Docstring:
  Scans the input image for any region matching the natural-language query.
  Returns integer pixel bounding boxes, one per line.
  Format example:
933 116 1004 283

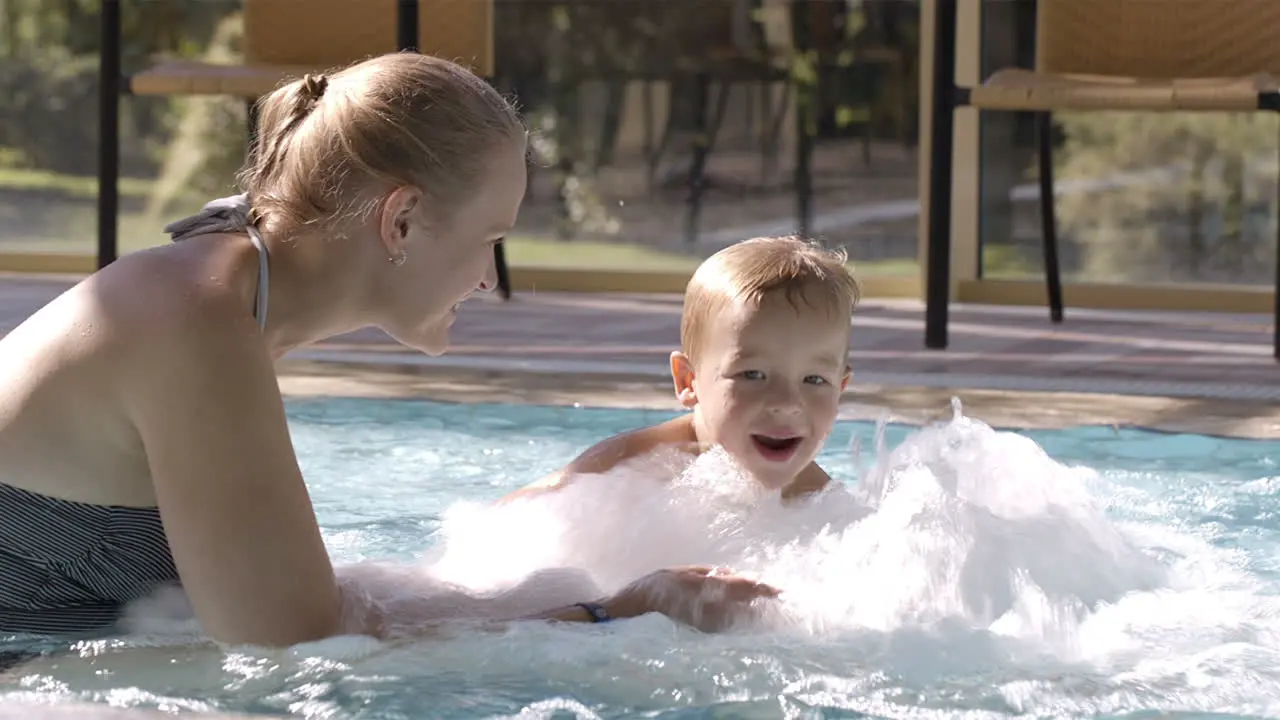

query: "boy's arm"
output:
497 415 696 504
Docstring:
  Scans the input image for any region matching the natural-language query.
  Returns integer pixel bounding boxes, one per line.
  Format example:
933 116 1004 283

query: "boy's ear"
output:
670 351 698 409
840 365 851 392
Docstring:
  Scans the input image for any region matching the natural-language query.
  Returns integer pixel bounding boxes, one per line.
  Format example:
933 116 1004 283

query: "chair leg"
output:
648 88 679 197
795 78 814 238
924 0 959 350
97 0 122 270
1274 134 1279 361
1036 111 1064 323
396 0 419 51
494 243 512 301
683 74 713 248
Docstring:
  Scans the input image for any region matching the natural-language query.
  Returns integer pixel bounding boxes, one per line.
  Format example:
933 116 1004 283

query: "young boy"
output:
503 235 860 502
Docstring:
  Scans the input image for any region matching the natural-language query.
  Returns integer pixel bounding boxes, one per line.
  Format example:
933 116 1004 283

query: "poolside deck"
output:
0 274 1276 436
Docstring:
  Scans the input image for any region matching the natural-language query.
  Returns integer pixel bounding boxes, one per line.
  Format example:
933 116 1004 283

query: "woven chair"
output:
98 0 511 297
924 0 1280 359
129 0 492 98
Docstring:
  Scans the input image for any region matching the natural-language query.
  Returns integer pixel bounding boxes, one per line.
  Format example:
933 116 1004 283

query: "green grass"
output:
504 237 918 276
0 224 920 278
0 226 919 277
0 167 154 201
846 257 919 277
0 168 920 277
503 237 704 272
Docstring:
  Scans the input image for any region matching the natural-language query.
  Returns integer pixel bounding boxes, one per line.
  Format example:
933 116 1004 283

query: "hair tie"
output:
163 193 253 242
301 73 328 102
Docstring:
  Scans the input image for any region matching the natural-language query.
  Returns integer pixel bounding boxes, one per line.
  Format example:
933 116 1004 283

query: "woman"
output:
0 52 775 646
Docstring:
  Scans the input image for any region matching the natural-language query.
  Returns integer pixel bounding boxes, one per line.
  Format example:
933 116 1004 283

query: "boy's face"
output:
671 292 850 491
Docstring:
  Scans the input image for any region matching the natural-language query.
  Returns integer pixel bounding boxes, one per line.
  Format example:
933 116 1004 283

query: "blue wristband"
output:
575 602 612 623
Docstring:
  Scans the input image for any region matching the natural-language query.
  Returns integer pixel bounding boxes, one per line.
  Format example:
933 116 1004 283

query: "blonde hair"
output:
680 235 861 362
237 52 524 234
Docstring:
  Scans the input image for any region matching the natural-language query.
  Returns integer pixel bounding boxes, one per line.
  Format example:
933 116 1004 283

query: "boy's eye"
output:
804 375 829 385
739 370 765 380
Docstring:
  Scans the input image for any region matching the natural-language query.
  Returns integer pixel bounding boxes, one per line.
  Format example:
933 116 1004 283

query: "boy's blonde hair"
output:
238 52 524 236
680 235 861 362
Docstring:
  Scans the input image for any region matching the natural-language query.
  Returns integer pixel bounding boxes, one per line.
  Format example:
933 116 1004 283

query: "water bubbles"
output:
18 400 1280 718
419 408 1163 641
381 404 1280 713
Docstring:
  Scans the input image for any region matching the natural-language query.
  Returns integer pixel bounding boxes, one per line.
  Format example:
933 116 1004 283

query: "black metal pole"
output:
494 243 511 300
97 0 122 270
795 110 814 238
684 74 711 247
397 0 419 52
793 0 814 237
924 0 958 350
1037 111 1064 323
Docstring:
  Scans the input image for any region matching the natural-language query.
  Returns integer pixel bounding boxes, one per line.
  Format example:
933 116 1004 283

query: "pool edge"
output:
275 358 1280 440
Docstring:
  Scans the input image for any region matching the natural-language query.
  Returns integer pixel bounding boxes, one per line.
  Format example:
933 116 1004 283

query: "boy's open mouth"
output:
751 434 802 461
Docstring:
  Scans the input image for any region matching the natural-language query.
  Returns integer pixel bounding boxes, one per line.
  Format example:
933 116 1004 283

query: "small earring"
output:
390 253 407 266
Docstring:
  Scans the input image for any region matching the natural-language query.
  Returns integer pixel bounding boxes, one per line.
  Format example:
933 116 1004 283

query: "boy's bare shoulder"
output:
497 415 697 503
568 415 697 475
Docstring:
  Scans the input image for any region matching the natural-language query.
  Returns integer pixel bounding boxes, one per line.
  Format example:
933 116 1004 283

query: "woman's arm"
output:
121 302 346 647
368 566 780 636
516 566 779 632
118 300 774 643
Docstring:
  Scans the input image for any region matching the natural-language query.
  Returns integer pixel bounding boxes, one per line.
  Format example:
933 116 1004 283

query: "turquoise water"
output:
3 397 1280 718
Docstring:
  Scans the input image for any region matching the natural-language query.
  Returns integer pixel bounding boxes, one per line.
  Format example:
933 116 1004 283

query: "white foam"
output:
410 400 1169 648
117 401 1199 651
49 400 1280 715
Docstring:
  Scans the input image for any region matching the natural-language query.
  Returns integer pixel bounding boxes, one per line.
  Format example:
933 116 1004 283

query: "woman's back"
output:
0 235 258 508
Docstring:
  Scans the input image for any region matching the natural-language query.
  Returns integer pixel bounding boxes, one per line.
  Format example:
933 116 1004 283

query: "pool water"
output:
3 396 1280 719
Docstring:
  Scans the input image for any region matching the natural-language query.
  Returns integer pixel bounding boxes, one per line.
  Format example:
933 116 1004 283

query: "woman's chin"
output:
386 321 451 356
412 331 450 356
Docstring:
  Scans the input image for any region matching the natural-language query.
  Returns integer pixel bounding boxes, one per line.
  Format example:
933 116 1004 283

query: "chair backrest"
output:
1037 0 1280 78
243 0 492 76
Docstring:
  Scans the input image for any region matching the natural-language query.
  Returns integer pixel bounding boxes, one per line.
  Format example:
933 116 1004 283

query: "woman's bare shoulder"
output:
0 240 263 505
10 240 255 375
93 242 246 330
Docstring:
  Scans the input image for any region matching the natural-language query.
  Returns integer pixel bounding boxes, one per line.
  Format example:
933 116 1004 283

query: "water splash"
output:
23 399 1280 718
412 398 1167 647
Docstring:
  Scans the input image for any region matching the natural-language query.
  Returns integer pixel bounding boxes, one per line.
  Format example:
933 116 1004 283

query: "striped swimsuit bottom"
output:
0 482 179 636
0 198 266 642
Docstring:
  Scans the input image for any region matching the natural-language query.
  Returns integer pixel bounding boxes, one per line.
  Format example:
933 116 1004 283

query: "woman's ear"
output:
670 351 698 409
378 185 423 259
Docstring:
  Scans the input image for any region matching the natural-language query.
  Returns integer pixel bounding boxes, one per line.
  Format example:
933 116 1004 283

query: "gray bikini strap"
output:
163 193 269 331
244 226 269 332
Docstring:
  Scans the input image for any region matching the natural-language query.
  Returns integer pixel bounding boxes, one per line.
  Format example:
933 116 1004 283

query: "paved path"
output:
310 291 1280 402
0 274 1274 403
